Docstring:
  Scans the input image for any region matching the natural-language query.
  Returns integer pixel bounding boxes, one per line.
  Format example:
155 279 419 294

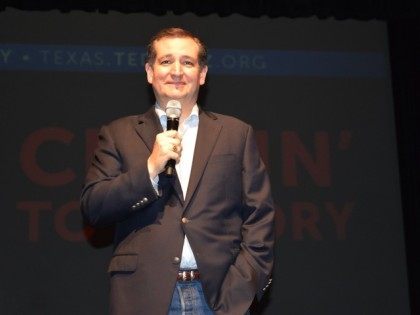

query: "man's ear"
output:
145 63 153 84
199 65 208 85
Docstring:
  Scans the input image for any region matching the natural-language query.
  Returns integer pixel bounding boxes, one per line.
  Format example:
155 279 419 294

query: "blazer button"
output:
181 217 190 224
173 256 180 264
142 197 148 203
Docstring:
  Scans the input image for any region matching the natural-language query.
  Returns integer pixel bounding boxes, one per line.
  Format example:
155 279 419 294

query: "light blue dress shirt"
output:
152 104 199 269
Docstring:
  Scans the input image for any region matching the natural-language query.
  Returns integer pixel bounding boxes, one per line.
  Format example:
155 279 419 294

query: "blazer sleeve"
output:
80 124 159 227
214 125 275 314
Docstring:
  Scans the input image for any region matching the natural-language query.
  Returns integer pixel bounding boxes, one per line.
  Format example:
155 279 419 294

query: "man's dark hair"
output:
145 27 208 68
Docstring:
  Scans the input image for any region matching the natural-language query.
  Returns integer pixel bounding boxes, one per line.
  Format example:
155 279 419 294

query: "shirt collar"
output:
155 103 199 130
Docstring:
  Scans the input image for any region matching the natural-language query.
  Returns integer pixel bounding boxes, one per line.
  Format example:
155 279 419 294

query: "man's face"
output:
145 37 208 109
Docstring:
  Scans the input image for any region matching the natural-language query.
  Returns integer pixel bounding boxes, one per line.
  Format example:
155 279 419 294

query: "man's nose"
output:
170 61 183 76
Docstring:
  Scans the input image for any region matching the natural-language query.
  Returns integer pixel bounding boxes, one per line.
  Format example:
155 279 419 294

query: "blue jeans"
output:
168 280 214 315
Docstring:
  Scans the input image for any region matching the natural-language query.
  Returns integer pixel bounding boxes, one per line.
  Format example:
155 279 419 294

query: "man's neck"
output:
180 104 194 123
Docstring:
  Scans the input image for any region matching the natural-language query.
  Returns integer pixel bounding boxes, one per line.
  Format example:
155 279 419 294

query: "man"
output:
81 27 274 315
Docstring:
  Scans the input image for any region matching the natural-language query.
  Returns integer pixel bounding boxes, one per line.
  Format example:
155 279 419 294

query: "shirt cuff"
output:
150 175 159 194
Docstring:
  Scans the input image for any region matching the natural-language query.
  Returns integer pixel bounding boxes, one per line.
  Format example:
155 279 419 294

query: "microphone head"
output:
166 100 182 119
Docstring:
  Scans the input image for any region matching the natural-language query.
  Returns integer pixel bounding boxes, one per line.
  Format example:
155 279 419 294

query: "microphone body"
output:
165 116 179 176
164 100 182 176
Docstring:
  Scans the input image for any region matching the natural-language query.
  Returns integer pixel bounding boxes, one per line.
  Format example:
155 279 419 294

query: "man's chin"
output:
165 93 187 100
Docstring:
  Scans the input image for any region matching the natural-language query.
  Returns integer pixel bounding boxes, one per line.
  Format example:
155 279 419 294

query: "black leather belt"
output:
177 269 200 281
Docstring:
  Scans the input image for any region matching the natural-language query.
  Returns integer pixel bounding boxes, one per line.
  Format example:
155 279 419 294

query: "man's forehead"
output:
157 53 197 60
154 37 200 53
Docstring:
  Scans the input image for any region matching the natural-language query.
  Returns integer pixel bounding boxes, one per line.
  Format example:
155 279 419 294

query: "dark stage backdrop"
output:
0 8 410 314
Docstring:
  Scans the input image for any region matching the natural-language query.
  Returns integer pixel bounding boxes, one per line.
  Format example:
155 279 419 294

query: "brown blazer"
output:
81 107 274 315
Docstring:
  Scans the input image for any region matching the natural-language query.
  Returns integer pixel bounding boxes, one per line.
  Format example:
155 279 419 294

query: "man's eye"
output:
161 60 171 65
183 61 194 66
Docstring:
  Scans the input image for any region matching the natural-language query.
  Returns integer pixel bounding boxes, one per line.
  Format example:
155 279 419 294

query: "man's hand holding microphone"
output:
147 100 182 179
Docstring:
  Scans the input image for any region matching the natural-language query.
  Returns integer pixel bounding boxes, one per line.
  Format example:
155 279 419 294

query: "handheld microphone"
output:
165 100 182 176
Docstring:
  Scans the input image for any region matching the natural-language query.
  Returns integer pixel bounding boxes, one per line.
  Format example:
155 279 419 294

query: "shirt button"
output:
173 256 180 264
181 217 190 224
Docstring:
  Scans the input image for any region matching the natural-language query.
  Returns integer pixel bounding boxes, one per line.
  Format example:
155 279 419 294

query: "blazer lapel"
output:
134 107 162 152
134 107 184 203
184 110 222 209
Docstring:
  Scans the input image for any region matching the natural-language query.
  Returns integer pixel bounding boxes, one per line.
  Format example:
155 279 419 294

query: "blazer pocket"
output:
108 253 138 274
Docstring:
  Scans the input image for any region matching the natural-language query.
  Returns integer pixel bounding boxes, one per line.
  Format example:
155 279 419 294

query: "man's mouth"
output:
167 81 186 86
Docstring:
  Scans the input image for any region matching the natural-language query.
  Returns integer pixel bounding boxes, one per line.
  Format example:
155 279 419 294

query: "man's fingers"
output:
170 144 182 153
165 130 178 137
149 131 183 175
163 142 180 154
164 130 182 142
166 149 180 161
157 132 181 146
